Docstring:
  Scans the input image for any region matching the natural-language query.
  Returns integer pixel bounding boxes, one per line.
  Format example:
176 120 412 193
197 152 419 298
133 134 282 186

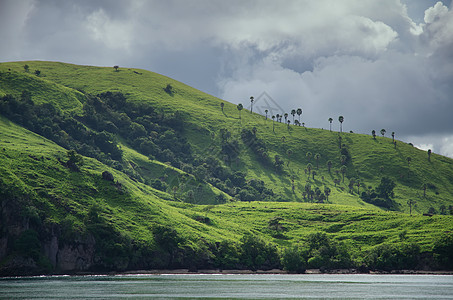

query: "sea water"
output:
1 273 453 299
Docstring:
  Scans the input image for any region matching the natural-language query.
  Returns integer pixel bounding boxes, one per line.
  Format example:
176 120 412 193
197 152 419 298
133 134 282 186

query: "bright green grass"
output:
1 61 453 258
1 115 453 257
1 61 453 215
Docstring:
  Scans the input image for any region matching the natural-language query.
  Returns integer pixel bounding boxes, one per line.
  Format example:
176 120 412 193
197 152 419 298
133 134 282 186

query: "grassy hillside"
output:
1 61 452 214
1 61 453 275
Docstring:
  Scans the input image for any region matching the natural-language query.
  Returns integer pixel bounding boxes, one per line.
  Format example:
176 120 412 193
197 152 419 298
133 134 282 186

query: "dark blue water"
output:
1 274 452 299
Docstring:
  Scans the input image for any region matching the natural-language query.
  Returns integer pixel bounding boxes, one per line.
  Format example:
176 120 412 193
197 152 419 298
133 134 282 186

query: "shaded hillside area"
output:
0 61 452 275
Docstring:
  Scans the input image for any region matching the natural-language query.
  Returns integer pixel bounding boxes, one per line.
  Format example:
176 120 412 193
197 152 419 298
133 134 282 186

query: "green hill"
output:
1 61 452 275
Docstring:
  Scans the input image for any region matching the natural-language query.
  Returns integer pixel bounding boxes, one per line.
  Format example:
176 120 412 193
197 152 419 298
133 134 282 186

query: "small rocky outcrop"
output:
102 171 114 182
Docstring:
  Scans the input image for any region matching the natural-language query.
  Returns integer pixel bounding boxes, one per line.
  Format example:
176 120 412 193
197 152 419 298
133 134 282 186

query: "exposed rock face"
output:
55 235 96 271
1 196 97 275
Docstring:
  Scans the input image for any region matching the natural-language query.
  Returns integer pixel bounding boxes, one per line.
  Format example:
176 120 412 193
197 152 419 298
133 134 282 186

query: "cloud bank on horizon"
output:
1 0 452 157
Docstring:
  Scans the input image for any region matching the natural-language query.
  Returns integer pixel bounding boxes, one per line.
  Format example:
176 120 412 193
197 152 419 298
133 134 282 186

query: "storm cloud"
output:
1 0 452 156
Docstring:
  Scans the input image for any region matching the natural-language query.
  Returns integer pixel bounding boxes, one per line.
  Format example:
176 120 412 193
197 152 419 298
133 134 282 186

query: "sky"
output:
1 0 453 157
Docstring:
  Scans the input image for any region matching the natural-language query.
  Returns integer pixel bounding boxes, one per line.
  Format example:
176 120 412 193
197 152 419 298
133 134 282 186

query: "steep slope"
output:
1 61 452 214
1 61 453 275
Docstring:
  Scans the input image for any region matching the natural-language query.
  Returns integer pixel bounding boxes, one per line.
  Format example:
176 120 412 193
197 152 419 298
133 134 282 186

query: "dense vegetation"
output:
0 61 453 275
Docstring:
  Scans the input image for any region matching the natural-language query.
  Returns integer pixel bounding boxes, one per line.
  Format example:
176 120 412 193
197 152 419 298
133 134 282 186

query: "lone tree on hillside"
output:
34 70 41 76
287 149 293 167
422 183 427 197
428 149 432 162
237 103 243 119
265 109 268 120
291 109 296 123
392 132 395 143
113 65 119 71
284 113 288 123
164 84 173 95
272 115 275 132
328 117 333 131
306 151 312 162
314 153 321 169
66 149 83 171
220 102 224 112
340 165 347 182
276 114 280 123
327 160 333 173
296 108 302 123
23 64 29 72
250 96 254 113
372 130 376 139
407 199 416 216
381 129 386 137
338 116 344 133
306 163 313 178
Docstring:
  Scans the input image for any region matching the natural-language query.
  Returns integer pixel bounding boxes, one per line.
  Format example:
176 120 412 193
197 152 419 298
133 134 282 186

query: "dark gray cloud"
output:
0 0 452 156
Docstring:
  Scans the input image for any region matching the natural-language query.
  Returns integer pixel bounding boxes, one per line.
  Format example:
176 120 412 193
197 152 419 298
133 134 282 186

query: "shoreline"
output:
121 268 453 276
4 268 451 278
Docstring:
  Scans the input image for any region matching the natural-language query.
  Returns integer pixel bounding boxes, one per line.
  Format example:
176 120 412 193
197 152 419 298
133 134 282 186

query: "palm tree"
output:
407 156 412 167
306 163 313 177
220 102 224 112
284 113 288 123
291 109 296 123
327 160 333 173
428 149 432 162
265 109 268 120
391 132 395 143
422 183 427 197
407 199 416 216
250 96 254 113
237 103 243 120
338 116 344 133
314 153 321 169
340 165 347 182
294 120 300 126
380 129 386 137
287 149 293 167
338 135 342 149
296 108 302 123
340 154 347 165
287 119 291 129
276 114 280 123
272 115 275 132
372 130 376 139
306 151 312 162
328 118 333 132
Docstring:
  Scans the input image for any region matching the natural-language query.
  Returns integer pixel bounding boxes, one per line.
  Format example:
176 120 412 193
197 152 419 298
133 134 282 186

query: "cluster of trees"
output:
360 177 397 209
0 93 123 165
302 183 331 203
84 92 190 169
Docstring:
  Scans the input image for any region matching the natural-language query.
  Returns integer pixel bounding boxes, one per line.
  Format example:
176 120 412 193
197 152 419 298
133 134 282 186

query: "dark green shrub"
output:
433 233 453 270
239 234 280 270
281 245 307 273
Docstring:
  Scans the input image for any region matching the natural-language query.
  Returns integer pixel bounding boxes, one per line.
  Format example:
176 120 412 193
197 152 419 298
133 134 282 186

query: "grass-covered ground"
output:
1 61 453 274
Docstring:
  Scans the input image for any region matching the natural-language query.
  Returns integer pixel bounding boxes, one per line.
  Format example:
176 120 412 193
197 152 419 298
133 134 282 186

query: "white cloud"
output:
424 1 449 23
85 8 133 51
